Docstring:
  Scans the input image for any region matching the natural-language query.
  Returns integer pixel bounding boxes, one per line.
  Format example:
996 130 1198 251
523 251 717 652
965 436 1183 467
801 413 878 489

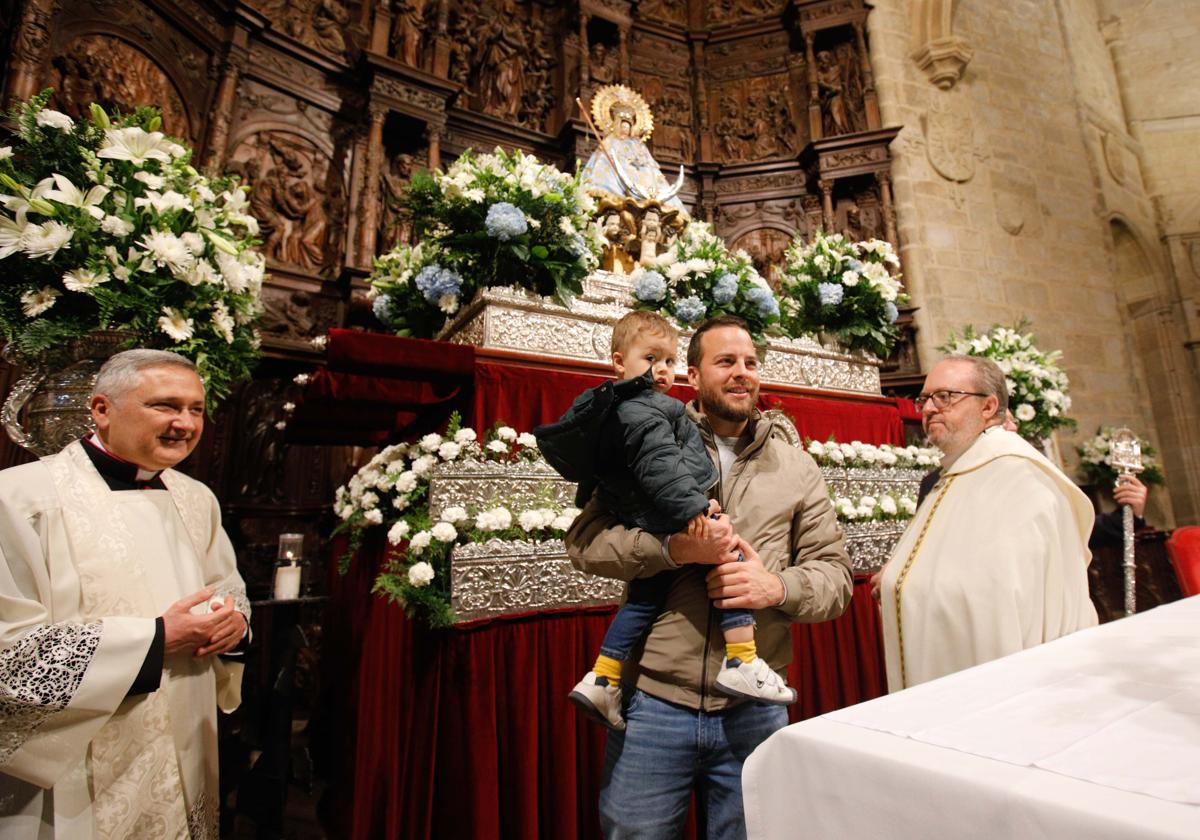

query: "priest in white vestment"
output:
0 350 249 839
877 355 1097 693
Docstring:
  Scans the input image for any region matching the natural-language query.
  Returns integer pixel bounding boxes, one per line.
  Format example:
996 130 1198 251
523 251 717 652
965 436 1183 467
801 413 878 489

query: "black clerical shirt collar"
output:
81 435 168 491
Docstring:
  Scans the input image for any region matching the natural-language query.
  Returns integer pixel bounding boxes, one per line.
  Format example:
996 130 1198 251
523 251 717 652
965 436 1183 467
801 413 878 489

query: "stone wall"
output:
867 0 1200 525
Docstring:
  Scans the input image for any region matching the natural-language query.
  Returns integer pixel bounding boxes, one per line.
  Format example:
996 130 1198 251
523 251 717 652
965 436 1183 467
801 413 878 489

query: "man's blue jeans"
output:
599 689 788 839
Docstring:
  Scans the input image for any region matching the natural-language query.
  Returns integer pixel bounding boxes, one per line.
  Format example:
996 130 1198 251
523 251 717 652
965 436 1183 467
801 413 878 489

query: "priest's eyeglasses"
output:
914 389 988 410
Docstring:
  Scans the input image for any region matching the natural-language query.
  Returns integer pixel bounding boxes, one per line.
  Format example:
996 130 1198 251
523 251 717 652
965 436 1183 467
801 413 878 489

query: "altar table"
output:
744 596 1200 840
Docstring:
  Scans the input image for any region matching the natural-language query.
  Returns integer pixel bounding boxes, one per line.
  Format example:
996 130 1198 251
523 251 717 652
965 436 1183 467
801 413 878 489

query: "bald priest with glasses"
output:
874 355 1097 692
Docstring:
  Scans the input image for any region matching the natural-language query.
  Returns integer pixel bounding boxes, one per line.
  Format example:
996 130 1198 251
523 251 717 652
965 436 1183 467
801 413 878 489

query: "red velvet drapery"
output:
320 352 899 839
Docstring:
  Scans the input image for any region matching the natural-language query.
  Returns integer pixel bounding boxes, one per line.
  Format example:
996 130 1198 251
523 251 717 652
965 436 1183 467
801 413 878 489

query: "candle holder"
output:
1109 428 1144 617
273 533 305 600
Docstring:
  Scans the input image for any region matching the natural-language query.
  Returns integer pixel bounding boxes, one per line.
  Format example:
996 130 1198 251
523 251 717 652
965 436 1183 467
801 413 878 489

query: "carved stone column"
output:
876 171 898 246
357 104 387 266
804 32 821 141
370 0 392 54
425 121 443 171
4 0 58 109
854 22 881 130
818 178 835 231
203 50 246 174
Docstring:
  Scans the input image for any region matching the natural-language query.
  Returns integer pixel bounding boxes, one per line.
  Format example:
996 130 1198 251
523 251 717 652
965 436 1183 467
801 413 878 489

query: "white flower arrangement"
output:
805 437 942 470
831 492 918 523
939 321 1074 442
368 147 603 338
333 414 581 628
777 231 907 358
1077 426 1164 488
630 221 780 340
0 91 263 403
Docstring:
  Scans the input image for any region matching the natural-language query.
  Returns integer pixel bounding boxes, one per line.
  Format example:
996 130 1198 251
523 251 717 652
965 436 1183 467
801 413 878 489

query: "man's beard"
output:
697 378 758 424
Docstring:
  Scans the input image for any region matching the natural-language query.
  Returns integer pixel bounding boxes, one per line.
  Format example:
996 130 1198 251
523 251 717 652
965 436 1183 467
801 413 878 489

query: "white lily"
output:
97 127 175 165
40 173 109 220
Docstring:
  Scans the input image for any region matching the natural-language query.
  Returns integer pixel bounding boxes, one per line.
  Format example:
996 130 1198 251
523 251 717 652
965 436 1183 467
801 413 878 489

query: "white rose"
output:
420 433 443 452
387 520 411 544
441 506 469 524
409 531 433 552
517 432 538 449
407 561 435 587
438 441 462 461
1015 404 1036 421
363 509 383 525
431 522 458 542
496 426 518 442
454 428 477 443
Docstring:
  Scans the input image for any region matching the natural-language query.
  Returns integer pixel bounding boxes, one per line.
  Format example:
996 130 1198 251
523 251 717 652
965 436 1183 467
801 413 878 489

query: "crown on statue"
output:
591 84 655 141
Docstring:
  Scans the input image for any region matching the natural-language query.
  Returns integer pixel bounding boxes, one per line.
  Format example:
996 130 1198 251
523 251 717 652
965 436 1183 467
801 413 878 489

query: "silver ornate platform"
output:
438 273 883 396
430 448 923 624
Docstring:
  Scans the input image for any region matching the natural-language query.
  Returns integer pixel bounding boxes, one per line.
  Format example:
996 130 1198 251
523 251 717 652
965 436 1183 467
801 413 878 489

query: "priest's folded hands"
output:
162 589 249 657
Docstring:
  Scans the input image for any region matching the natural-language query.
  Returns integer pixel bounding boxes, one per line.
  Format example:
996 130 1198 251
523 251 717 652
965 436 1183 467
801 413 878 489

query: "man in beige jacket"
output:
566 315 852 839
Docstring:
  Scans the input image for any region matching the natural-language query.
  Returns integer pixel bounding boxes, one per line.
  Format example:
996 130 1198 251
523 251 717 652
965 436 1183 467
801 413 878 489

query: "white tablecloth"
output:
744 596 1200 839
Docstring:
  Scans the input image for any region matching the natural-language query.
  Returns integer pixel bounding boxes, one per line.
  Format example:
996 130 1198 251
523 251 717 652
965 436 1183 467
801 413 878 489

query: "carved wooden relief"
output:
707 0 786 25
48 34 190 139
390 0 429 67
710 77 798 163
637 0 686 26
816 41 867 136
228 131 343 275
730 228 793 289
249 0 351 62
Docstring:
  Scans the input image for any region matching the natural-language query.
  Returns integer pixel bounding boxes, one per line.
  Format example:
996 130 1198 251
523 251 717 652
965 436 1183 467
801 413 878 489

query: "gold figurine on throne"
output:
579 85 688 272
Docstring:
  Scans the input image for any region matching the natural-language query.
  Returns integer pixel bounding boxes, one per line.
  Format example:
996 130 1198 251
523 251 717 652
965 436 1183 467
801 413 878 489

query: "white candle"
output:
274 564 301 600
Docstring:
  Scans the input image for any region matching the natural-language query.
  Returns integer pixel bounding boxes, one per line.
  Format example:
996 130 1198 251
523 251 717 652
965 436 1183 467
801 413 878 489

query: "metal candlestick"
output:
1108 428 1143 617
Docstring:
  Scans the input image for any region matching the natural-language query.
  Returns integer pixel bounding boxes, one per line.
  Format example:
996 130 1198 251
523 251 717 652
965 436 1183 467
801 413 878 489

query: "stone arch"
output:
1109 217 1200 525
909 0 973 90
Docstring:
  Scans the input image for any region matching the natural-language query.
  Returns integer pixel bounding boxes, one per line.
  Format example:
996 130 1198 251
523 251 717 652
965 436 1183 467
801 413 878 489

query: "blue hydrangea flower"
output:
817 282 844 307
484 201 528 240
847 258 864 272
372 293 395 322
674 295 707 324
885 301 899 323
712 273 739 305
415 264 463 305
746 286 779 319
633 270 667 302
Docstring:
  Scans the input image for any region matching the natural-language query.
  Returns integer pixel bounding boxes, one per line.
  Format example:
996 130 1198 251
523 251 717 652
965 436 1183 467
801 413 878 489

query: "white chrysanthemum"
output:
97 126 175 164
212 300 236 343
827 448 845 464
141 229 195 275
410 454 437 477
437 441 462 461
62 268 110 292
551 514 575 531
363 508 383 525
517 432 537 449
453 428 477 444
407 561 435 587
100 214 135 236
901 497 917 515
496 426 518 442
21 220 74 258
807 440 825 457
387 520 411 545
431 522 457 542
20 286 60 316
157 307 195 341
35 109 74 131
441 506 469 524
518 510 545 532
486 439 509 454
880 496 898 515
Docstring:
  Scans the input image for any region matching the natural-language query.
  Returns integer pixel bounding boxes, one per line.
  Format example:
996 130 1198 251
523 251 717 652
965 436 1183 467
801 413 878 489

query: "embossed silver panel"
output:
841 520 912 574
822 467 927 504
438 275 883 395
450 539 625 623
429 459 577 519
